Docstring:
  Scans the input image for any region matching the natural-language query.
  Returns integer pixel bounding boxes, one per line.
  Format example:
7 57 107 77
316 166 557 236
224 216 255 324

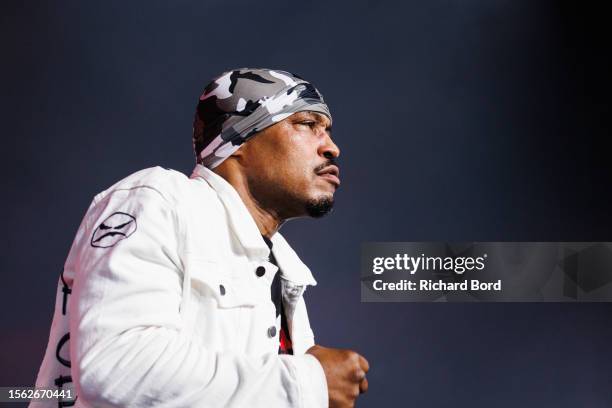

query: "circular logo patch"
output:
91 212 137 248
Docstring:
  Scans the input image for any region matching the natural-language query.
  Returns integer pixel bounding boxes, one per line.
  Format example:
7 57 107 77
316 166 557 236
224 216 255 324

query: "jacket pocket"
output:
188 257 261 309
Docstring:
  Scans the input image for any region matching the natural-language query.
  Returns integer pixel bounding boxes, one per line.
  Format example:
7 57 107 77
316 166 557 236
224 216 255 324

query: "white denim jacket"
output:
30 164 328 408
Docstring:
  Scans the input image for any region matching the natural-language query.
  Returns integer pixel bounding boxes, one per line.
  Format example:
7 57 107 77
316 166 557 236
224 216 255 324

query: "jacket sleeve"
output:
69 186 327 408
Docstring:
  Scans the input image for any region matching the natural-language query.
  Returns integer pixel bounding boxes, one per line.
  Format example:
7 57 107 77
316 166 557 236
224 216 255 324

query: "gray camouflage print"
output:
193 68 331 168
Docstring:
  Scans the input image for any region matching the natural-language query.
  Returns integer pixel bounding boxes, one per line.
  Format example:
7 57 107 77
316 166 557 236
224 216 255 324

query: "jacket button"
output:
219 284 226 295
267 326 277 338
255 266 266 277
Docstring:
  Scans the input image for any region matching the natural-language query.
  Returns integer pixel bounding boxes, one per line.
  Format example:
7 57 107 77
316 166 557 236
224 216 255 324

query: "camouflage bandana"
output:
193 68 332 168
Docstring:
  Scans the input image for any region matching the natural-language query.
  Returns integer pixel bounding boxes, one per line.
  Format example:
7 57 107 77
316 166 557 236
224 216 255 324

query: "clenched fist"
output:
307 345 369 408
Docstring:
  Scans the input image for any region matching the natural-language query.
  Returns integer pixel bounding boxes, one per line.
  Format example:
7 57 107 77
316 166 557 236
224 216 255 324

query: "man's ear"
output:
228 143 248 165
231 146 245 159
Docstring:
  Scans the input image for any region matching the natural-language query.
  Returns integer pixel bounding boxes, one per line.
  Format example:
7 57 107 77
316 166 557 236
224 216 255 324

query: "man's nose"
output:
320 135 340 160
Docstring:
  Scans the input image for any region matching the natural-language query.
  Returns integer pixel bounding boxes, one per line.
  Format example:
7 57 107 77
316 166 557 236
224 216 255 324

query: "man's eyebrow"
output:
304 111 332 130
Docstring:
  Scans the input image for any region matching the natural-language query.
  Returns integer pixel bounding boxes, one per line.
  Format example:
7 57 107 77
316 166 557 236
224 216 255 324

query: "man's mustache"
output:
314 158 339 174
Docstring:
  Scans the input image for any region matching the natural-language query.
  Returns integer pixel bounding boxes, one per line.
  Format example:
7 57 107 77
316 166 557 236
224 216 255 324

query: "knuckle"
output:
346 352 359 366
362 357 370 371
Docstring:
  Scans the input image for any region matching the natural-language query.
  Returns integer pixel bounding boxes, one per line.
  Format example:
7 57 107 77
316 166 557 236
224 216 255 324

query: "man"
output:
31 68 369 407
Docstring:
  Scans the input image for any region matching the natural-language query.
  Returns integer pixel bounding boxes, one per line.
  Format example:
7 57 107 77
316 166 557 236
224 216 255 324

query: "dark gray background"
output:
2 1 611 406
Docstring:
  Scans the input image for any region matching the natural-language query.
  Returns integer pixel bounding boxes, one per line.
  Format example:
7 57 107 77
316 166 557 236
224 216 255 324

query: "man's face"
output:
237 111 340 219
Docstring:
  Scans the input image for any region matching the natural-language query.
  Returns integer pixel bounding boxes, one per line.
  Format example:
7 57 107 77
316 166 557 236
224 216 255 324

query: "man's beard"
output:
305 196 335 218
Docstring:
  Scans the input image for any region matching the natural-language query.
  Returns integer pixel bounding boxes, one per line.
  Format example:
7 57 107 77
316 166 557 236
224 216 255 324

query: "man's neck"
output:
212 164 282 239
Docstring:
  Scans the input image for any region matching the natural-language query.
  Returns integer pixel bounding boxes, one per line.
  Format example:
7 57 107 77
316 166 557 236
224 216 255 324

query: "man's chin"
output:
305 196 335 218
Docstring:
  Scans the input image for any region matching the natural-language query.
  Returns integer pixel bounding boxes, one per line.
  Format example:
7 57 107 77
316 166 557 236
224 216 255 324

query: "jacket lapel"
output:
270 233 317 286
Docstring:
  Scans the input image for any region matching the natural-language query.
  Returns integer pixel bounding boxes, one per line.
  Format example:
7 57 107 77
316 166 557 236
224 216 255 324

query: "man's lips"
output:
316 165 341 187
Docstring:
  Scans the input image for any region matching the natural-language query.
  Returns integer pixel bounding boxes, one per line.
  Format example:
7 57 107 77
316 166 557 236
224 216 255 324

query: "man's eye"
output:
299 121 316 128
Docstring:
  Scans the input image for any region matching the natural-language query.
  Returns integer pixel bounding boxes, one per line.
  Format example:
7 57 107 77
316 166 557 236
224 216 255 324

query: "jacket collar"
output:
191 164 317 286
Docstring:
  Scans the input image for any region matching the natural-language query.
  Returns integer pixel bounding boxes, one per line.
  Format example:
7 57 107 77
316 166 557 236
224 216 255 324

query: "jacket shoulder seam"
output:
93 184 175 207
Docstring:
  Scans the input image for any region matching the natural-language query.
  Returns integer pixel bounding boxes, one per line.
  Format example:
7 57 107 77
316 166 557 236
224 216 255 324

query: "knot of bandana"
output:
193 68 332 168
